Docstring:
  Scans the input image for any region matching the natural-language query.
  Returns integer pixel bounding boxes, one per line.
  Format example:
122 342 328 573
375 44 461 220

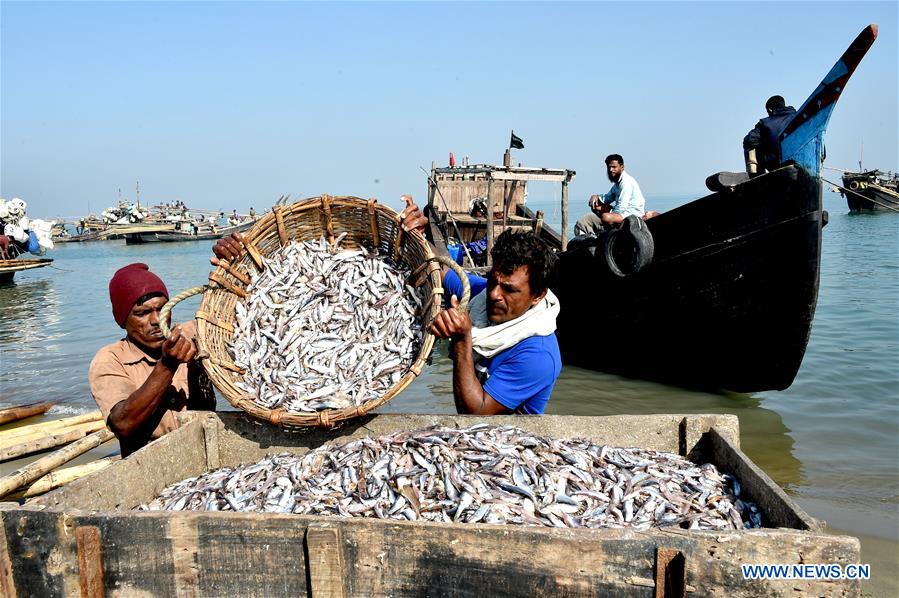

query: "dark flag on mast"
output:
509 131 524 149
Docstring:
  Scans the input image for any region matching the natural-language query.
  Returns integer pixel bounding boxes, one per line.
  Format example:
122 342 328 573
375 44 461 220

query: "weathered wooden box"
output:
1 413 860 597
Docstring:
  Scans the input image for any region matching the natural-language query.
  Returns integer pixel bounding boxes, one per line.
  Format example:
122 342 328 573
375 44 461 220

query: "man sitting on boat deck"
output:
574 154 649 236
743 95 797 176
400 197 562 415
89 235 244 457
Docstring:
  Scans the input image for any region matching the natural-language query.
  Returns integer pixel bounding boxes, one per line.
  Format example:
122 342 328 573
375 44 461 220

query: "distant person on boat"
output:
77 218 86 236
743 95 797 176
400 196 562 415
89 235 243 457
574 154 648 236
249 207 257 220
228 210 240 226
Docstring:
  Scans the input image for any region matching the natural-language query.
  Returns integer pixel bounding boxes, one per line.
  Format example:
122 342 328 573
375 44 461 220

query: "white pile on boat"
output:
0 198 55 255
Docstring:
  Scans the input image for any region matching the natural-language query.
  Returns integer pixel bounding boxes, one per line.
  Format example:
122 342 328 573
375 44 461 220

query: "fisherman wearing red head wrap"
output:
89 234 245 456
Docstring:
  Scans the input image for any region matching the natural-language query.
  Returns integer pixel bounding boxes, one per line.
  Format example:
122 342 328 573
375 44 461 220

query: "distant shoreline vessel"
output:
53 198 272 244
839 169 899 211
123 219 254 244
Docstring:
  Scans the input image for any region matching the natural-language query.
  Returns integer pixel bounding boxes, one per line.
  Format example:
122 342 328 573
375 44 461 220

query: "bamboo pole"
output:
486 178 495 269
0 402 54 426
561 179 569 251
0 420 108 462
0 411 103 444
0 428 115 499
7 457 120 500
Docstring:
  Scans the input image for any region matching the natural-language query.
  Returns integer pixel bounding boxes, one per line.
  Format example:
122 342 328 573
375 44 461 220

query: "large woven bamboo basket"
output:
161 195 465 428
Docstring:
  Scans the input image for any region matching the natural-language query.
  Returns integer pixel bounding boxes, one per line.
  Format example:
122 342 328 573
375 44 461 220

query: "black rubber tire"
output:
603 215 655 277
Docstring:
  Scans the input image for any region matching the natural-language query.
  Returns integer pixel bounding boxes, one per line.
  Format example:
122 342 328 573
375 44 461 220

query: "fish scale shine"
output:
229 237 424 413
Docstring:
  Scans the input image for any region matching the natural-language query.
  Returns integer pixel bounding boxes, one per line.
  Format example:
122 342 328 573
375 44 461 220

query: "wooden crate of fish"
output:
160 195 460 428
1 412 861 597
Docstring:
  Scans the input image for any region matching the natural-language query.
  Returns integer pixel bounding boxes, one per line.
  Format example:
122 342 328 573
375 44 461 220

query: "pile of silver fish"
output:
230 235 422 413
141 425 762 530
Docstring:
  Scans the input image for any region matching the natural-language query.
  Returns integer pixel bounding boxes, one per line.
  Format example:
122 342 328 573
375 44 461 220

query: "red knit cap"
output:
108 263 169 327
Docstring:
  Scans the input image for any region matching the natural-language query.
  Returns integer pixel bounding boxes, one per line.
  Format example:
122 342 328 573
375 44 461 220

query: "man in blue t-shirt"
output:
400 196 562 415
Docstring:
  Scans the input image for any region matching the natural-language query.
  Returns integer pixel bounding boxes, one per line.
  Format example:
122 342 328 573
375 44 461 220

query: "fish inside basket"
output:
160 195 467 428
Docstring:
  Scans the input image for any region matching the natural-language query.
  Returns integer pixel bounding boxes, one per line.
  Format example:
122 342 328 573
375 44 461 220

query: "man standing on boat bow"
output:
400 197 562 415
89 234 245 457
574 154 648 236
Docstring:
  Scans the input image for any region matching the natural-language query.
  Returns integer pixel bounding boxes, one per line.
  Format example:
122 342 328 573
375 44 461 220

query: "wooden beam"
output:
305 525 345 598
483 172 572 183
435 166 573 176
654 548 686 598
0 421 107 462
533 211 544 238
0 402 54 426
0 514 17 598
0 428 115 499
6 457 118 500
486 179 494 269
76 526 105 598
561 180 570 251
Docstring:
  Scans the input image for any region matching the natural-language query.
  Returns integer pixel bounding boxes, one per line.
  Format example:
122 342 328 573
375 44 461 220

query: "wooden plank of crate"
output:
170 516 200 596
30 418 206 512
654 548 686 598
0 510 17 598
705 427 819 530
202 415 221 471
305 524 346 598
682 414 740 458
2 507 863 597
76 526 104 598
192 513 308 595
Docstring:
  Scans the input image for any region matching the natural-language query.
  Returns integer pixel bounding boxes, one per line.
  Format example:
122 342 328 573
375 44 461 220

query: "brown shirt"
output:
89 326 212 442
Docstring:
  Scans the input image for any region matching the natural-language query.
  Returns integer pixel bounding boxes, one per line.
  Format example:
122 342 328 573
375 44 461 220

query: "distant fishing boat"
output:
0 258 53 283
123 219 254 244
839 169 899 211
551 25 878 393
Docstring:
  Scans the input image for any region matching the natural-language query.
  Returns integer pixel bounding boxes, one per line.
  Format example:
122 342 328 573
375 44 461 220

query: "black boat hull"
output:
552 165 822 392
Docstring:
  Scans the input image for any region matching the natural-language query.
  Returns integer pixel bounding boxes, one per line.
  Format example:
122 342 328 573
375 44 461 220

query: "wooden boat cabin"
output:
426 151 575 270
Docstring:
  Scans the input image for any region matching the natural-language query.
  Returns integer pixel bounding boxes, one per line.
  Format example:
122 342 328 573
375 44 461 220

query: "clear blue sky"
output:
2 1 896 219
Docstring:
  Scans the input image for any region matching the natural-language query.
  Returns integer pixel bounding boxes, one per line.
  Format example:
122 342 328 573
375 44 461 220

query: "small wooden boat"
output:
551 25 878 392
839 169 899 211
425 156 575 271
124 219 254 244
0 258 53 283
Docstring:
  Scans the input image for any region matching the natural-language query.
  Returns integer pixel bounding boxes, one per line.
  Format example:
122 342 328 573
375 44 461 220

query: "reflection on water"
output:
0 279 55 343
549 366 804 491
0 278 67 407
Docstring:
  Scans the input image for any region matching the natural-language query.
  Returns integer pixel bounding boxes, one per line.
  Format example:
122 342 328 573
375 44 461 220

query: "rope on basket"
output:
367 199 382 247
159 286 208 338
